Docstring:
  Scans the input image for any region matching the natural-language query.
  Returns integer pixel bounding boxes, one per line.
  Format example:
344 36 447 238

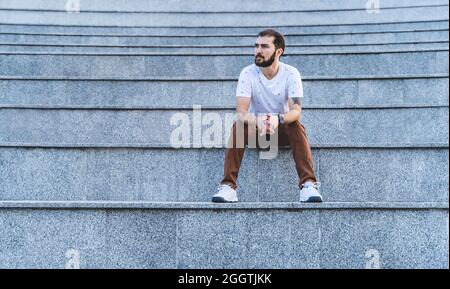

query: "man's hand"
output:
257 114 279 136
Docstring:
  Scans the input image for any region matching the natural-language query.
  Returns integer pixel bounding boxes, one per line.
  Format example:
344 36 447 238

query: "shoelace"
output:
302 181 321 189
217 183 231 191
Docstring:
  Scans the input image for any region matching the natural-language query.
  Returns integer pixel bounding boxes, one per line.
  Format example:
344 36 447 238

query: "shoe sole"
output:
211 196 238 203
301 196 323 203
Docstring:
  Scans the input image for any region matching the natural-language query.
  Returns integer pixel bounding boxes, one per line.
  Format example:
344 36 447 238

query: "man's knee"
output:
283 121 303 132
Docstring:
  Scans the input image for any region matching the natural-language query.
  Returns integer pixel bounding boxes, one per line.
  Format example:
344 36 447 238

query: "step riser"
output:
1 0 447 12
0 108 447 146
0 6 447 27
0 208 447 268
1 43 448 54
1 31 447 45
1 52 448 78
1 78 448 108
1 21 448 35
0 148 447 202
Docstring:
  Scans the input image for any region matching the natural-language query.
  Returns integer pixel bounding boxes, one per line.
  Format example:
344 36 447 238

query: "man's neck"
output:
260 61 280 80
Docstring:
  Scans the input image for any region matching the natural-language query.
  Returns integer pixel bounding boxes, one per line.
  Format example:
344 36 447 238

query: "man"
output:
212 28 323 203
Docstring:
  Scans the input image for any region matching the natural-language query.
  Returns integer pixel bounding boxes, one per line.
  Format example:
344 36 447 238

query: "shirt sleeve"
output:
287 68 304 99
236 68 252 98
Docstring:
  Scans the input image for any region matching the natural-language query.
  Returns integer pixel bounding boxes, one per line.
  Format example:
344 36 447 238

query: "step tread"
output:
2 40 447 47
0 46 447 55
0 6 446 27
1 3 447 13
0 201 448 209
0 142 448 149
0 73 447 81
0 20 447 36
1 28 448 37
1 18 448 29
1 104 447 110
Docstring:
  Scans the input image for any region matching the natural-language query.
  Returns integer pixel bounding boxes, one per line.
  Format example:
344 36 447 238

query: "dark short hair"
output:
258 28 285 57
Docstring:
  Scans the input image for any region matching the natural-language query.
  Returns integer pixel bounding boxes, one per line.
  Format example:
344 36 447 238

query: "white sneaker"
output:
212 184 238 203
300 182 323 203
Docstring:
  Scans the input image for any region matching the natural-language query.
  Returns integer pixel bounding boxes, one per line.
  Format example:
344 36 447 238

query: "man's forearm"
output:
281 109 301 124
237 111 257 125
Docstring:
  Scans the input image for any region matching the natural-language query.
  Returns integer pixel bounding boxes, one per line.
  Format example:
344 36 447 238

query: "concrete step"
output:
0 107 447 147
0 0 447 271
1 30 448 46
1 75 447 108
0 20 447 36
0 201 447 268
0 50 447 78
1 0 447 12
0 30 448 47
1 42 448 54
0 6 447 27
0 147 447 203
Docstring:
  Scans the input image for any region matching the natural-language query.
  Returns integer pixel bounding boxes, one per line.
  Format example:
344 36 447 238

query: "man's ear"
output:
277 48 284 57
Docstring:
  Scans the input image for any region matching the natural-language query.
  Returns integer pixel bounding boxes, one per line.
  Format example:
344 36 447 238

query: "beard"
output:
254 50 277 67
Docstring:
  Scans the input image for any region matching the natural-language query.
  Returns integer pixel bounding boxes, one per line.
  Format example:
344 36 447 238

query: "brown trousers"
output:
221 120 317 190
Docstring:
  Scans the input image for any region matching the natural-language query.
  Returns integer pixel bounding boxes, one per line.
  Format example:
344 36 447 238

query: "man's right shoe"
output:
299 181 323 203
212 184 238 203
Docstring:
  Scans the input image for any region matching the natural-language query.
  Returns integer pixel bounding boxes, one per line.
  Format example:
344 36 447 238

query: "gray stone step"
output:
0 51 447 78
0 0 447 271
0 201 447 268
1 42 448 54
0 20 447 36
1 0 447 12
0 147 447 203
1 30 448 46
0 6 447 27
1 76 447 108
0 107 447 147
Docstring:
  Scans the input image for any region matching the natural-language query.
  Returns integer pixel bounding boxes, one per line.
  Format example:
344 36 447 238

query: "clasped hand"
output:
256 114 279 136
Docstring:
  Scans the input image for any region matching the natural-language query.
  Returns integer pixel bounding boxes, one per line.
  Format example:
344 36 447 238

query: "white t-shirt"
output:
235 61 304 115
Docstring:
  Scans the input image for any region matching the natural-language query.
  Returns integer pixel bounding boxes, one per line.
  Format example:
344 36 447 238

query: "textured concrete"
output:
1 42 448 54
1 201 448 209
317 148 449 203
0 31 447 46
0 205 447 269
0 209 177 268
0 108 447 146
0 209 107 268
0 0 448 270
392 210 450 268
102 210 177 268
0 21 447 36
1 0 447 12
1 77 447 108
0 147 259 202
319 209 449 268
1 76 448 108
0 147 447 202
259 148 449 203
0 6 448 27
0 52 447 78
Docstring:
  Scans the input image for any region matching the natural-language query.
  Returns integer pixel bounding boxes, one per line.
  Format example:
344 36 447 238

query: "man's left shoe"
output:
212 184 238 203
300 182 323 203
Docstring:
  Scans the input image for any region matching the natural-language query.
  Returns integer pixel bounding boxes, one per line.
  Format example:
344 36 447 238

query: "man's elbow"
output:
292 106 301 119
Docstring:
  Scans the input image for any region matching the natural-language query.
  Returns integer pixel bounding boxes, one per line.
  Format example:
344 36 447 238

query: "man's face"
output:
254 36 280 67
